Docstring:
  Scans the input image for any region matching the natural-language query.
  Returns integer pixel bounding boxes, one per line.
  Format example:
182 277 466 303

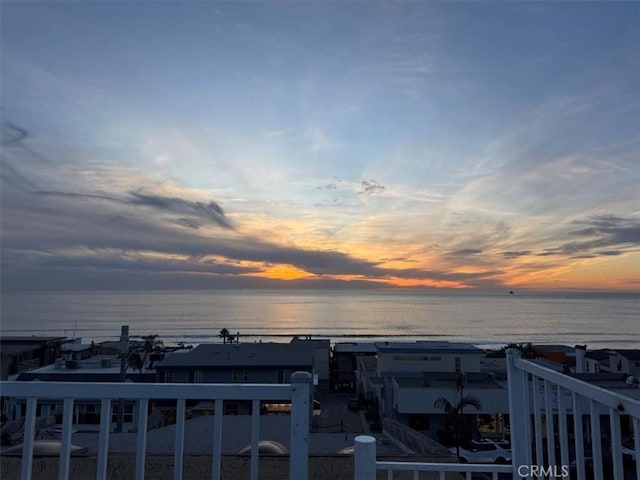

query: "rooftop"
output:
0 344 41 356
375 341 483 355
333 342 378 354
0 336 67 344
156 342 314 369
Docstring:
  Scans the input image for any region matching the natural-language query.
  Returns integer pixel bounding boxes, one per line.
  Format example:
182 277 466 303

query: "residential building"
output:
0 336 67 379
331 342 377 392
374 341 506 376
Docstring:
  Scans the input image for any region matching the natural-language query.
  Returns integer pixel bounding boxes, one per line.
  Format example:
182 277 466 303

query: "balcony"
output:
354 349 640 480
2 350 640 480
1 372 311 480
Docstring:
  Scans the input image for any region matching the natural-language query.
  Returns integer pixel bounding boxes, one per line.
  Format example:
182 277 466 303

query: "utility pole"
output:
117 325 129 433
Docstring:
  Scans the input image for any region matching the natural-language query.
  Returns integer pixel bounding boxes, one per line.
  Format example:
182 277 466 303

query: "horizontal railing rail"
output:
507 349 640 480
1 372 312 480
354 349 639 480
354 435 511 479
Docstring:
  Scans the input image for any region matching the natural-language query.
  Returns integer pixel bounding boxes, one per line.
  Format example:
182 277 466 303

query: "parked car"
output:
450 439 512 464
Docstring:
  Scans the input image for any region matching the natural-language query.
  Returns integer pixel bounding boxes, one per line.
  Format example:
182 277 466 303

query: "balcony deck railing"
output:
0 371 312 480
355 349 640 480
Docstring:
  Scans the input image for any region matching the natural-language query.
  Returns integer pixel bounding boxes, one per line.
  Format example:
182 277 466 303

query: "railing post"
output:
354 435 376 480
21 397 38 480
59 397 74 480
289 371 311 480
97 398 111 480
506 348 527 479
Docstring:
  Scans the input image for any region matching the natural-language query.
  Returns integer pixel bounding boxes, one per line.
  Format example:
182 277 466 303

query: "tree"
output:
219 328 229 344
141 334 164 352
434 394 482 460
127 351 144 374
140 334 164 368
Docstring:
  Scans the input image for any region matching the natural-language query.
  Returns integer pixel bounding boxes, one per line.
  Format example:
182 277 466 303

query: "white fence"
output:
355 348 640 479
0 372 312 480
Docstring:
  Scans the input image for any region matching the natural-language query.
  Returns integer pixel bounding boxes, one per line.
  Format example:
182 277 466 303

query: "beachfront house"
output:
353 341 509 441
0 336 67 380
4 349 155 434
374 341 506 376
154 342 317 416
583 349 640 377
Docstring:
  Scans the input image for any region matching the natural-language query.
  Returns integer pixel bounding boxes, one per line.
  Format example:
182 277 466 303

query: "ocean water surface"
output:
1 290 638 349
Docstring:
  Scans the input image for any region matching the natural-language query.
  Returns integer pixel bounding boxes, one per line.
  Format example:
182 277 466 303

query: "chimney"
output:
574 344 587 373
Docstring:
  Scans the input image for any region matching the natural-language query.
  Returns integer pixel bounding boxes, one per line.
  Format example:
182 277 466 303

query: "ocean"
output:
1 290 638 349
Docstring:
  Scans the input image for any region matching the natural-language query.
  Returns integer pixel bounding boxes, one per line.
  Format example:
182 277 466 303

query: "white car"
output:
450 440 511 464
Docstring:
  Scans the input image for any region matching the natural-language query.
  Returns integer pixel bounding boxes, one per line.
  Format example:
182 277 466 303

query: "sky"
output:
1 1 639 292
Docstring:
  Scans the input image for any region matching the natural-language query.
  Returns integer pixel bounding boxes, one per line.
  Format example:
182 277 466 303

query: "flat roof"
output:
375 341 483 354
0 344 41 355
534 344 575 353
333 342 378 354
614 349 640 361
156 342 314 369
0 336 67 343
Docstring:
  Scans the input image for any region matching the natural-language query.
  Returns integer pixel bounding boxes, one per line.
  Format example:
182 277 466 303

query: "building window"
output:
111 404 134 424
455 357 461 373
243 370 249 382
277 370 286 383
232 370 239 382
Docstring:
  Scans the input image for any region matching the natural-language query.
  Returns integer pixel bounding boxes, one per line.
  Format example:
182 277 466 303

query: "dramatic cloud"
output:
448 249 482 256
127 191 233 230
1 2 638 291
1 121 28 145
502 251 532 259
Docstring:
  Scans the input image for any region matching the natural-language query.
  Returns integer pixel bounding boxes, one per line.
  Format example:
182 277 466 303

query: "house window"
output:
188 370 202 383
243 370 249 382
232 370 239 382
455 357 461 373
111 404 134 424
277 370 286 383
80 403 100 424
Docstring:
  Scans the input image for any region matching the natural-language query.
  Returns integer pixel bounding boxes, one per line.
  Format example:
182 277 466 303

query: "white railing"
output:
354 434 511 479
355 348 640 479
507 349 640 480
0 371 312 480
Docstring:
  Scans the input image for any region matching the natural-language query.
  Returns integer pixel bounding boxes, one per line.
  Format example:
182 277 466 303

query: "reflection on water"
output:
1 290 638 348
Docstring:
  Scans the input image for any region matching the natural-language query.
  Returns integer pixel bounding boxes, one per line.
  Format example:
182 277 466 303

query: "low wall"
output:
383 418 453 458
1 453 457 480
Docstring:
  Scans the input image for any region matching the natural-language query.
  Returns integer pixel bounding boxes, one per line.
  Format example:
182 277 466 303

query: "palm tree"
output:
127 351 144 374
138 334 164 369
219 328 229 344
434 394 482 460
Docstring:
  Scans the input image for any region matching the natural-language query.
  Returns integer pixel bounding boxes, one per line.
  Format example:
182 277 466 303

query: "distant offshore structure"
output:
509 290 514 295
